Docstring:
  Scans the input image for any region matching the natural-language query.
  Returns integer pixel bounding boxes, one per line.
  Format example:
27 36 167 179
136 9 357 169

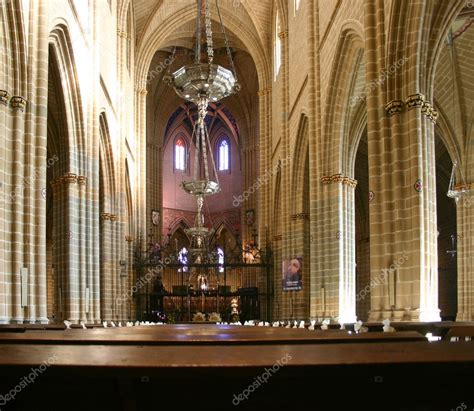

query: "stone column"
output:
0 90 10 323
257 87 272 248
456 187 474 320
257 86 272 320
366 96 440 322
125 235 135 319
10 96 27 323
308 0 324 320
24 0 49 324
318 175 358 322
50 173 83 322
100 212 114 321
136 88 148 244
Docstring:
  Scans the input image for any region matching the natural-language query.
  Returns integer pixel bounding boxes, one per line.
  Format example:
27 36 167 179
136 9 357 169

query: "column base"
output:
368 310 382 322
11 317 25 324
369 308 420 322
0 317 10 324
419 307 441 322
36 317 50 324
337 312 357 324
456 312 473 321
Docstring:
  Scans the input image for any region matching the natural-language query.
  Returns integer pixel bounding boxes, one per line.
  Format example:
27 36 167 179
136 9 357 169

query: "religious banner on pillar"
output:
282 257 303 291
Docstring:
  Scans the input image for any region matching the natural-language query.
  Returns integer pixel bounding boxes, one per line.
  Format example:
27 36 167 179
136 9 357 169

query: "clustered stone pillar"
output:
0 91 9 323
257 86 272 319
257 87 272 249
279 28 293 320
456 187 474 320
307 0 323 321
317 175 358 322
365 95 440 322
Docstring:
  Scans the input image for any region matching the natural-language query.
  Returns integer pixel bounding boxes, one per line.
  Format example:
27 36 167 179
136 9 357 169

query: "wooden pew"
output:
443 325 474 341
0 340 473 410
0 325 426 345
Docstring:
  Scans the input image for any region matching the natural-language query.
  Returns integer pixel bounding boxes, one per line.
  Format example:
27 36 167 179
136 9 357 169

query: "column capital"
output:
0 90 9 106
77 176 87 186
101 213 118 221
117 29 128 39
63 173 79 185
405 93 426 110
258 87 272 96
421 101 438 123
135 87 148 96
51 173 88 187
125 235 135 242
320 173 357 188
385 95 438 123
290 213 309 221
10 96 27 112
385 100 404 116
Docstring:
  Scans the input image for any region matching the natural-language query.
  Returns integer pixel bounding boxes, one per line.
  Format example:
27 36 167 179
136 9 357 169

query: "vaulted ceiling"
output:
133 0 274 52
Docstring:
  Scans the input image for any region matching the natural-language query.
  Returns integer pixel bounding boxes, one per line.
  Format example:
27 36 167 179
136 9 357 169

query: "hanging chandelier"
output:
447 161 469 202
164 0 240 261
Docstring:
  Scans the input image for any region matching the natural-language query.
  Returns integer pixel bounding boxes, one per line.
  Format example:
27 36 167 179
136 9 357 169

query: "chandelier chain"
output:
216 0 238 83
196 0 202 64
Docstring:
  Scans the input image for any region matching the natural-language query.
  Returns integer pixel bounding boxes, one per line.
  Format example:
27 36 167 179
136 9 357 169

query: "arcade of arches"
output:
0 0 473 325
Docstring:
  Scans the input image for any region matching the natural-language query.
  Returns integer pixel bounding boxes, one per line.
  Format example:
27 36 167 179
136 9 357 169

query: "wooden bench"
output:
0 324 426 345
0 340 473 410
442 325 474 341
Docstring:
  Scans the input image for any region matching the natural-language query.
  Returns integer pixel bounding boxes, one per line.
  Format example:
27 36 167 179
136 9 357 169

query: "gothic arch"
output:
435 106 463 167
346 107 368 177
212 221 237 247
48 24 86 175
99 113 116 214
135 3 270 92
273 163 282 236
323 28 364 174
1 0 27 96
168 218 191 238
290 114 309 215
125 160 134 234
385 0 465 100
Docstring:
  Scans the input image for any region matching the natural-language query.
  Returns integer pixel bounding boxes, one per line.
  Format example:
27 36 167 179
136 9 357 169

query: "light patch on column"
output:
85 287 90 313
21 268 28 307
388 269 396 308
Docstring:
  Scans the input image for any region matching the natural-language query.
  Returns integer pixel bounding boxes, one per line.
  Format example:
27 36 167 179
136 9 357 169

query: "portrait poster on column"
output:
282 257 303 291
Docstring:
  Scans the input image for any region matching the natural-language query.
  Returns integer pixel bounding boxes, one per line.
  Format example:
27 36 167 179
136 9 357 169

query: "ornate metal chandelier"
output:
447 161 469 202
165 0 239 262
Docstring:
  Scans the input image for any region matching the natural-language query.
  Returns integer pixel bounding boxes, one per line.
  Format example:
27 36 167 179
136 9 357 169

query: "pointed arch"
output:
99 112 116 213
125 160 134 236
385 0 465 99
168 218 191 238
48 24 86 175
2 0 27 96
323 27 364 175
290 114 309 215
